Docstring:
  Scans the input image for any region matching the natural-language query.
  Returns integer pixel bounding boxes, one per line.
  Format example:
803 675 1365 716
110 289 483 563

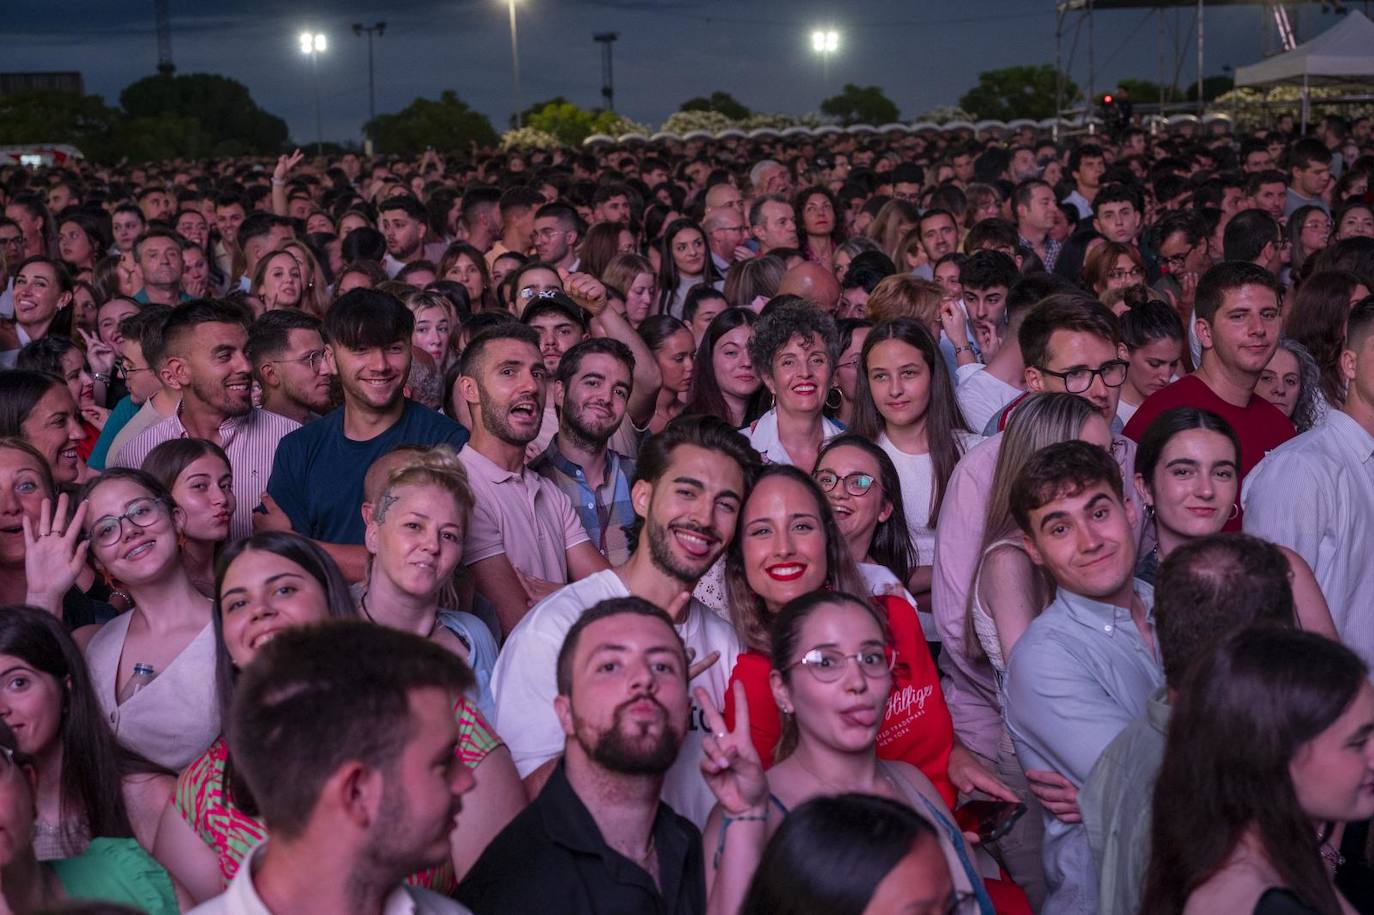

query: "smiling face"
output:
172 454 235 544
764 333 832 419
815 444 890 560
625 272 658 327
57 348 94 410
741 474 829 612
170 321 254 419
637 443 745 585
97 299 140 348
712 323 759 404
772 600 890 753
219 548 332 668
670 227 707 276
1138 428 1238 546
1288 680 1374 824
0 448 49 567
19 384 83 485
86 478 182 586
13 263 70 330
366 483 464 602
329 339 411 414
0 654 63 760
1338 206 1374 240
257 252 302 309
1022 479 1137 602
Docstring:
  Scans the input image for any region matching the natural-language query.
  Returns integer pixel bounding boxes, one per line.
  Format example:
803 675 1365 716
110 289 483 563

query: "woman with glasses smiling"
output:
57 469 217 771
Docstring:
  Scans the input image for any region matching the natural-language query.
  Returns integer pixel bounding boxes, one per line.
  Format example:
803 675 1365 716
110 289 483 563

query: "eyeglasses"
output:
813 470 879 497
272 349 326 372
1157 244 1198 271
787 646 896 683
88 497 167 547
115 362 154 380
1036 359 1128 394
1106 267 1145 282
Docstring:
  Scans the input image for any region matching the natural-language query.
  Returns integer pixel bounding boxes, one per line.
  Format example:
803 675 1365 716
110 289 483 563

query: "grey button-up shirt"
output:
1004 580 1163 915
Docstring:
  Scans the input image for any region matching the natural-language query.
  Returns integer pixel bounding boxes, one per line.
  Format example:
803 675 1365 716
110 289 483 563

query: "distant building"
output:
0 72 84 96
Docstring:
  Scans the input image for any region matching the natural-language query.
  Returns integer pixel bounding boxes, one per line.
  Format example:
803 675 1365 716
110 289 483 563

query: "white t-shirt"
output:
955 366 1020 433
878 430 983 568
490 569 740 828
1116 397 1141 428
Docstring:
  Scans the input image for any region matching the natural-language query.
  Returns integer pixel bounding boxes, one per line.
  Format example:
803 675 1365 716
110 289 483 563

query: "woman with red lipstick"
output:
851 318 978 606
639 315 696 434
1133 408 1336 637
742 298 843 470
141 439 235 599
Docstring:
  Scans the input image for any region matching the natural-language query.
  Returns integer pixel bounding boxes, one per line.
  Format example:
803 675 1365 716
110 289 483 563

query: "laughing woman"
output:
741 298 842 470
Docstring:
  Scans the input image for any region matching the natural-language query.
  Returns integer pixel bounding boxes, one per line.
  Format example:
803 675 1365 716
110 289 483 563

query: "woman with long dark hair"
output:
850 318 977 602
0 369 88 486
656 218 722 319
141 439 235 599
794 185 844 271
439 242 495 312
12 256 75 344
1284 270 1370 415
1141 628 1373 915
681 308 765 428
56 211 109 276
638 314 696 434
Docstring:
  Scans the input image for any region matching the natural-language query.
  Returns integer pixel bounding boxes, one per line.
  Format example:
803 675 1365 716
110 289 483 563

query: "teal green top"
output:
87 395 141 471
49 837 179 915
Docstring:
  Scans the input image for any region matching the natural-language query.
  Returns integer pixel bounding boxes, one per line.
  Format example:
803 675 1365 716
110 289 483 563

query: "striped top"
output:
175 695 502 894
114 405 301 542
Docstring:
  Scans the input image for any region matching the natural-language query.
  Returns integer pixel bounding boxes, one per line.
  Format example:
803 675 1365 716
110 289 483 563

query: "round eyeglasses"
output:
786 646 896 683
813 470 879 497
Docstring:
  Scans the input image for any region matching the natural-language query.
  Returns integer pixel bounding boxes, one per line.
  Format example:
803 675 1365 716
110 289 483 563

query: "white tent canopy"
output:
1234 10 1374 87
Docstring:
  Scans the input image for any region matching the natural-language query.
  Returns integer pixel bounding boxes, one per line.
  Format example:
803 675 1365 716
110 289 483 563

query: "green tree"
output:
959 65 1080 120
820 84 899 126
680 91 752 121
510 96 570 130
120 74 288 156
0 90 119 159
522 100 632 146
364 90 498 155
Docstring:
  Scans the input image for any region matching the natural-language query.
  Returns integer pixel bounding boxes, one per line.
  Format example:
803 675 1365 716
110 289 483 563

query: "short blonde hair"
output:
865 275 944 327
372 445 473 521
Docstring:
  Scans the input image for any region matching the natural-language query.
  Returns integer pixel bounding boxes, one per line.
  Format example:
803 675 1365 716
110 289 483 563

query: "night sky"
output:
1 1 1355 146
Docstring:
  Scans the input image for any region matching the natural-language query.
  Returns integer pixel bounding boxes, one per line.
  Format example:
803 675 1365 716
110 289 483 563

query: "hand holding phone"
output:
955 799 1027 845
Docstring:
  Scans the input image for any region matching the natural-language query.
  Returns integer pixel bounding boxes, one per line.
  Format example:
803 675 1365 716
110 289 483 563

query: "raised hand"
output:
938 299 968 347
23 495 90 617
696 681 768 816
274 149 306 184
565 273 608 316
77 328 117 379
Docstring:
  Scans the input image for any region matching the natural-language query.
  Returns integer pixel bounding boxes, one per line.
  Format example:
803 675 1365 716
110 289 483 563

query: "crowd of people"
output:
0 107 1369 914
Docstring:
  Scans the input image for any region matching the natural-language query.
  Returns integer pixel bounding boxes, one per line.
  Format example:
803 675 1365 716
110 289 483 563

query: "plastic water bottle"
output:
117 664 156 705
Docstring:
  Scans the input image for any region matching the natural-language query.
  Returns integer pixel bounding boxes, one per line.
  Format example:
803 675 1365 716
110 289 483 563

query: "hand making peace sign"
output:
695 681 769 817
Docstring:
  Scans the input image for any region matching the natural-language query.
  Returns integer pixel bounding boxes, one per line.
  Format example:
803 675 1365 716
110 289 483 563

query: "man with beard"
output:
116 299 299 542
532 202 582 276
456 324 610 635
261 289 468 577
531 338 639 565
247 309 334 425
491 415 758 827
462 597 768 915
378 195 430 278
196 623 476 915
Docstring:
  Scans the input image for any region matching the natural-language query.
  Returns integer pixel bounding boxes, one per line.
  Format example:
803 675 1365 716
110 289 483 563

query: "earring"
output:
1144 502 1155 520
824 387 842 412
1229 503 1239 521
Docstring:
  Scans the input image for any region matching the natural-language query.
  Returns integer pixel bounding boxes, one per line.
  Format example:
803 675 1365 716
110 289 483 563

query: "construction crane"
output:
155 0 175 75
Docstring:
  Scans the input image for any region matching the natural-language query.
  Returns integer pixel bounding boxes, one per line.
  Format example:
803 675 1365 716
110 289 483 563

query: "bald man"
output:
777 261 842 312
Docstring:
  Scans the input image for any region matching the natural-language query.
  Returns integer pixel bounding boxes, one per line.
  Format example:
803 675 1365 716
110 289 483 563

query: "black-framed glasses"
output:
814 470 879 497
1157 244 1198 271
272 349 326 372
115 362 154 380
1036 359 1128 394
787 646 896 683
88 497 167 547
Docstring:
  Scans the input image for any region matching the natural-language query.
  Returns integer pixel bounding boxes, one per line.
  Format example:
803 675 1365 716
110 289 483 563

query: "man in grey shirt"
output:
1002 440 1163 915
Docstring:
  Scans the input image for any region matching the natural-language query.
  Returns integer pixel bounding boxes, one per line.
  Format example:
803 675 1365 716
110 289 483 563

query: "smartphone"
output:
955 799 1027 844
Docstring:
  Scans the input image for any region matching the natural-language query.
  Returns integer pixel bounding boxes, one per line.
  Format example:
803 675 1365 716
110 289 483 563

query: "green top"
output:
49 837 179 915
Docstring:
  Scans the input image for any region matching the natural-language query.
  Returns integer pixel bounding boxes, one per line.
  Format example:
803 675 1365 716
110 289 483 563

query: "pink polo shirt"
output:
457 445 590 583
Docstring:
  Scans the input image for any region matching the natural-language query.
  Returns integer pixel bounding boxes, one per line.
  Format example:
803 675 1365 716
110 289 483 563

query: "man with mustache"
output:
115 299 299 542
491 415 759 827
530 338 639 566
456 324 610 636
260 289 468 577
463 597 767 914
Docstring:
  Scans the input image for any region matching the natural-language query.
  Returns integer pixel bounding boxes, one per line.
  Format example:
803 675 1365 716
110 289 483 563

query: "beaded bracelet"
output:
712 810 769 869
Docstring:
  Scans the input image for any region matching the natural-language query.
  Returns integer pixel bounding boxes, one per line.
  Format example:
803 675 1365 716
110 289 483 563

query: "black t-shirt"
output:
458 762 705 915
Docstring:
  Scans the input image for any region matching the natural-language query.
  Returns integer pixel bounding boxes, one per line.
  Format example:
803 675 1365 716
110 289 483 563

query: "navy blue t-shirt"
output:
266 400 469 545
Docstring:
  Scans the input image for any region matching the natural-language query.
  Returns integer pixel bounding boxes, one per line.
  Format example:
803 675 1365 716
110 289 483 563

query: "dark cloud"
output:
0 0 1335 148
